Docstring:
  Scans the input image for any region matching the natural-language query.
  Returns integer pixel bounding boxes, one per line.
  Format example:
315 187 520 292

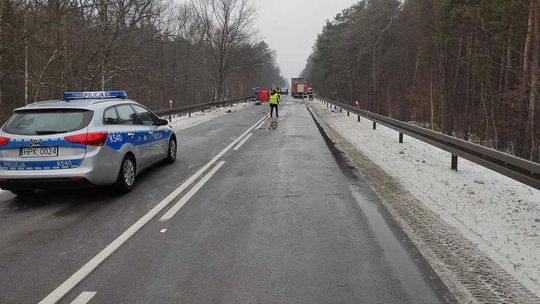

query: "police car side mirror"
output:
157 119 169 126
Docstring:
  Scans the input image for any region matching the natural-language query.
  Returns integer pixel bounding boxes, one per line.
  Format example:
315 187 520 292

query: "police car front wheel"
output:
116 155 136 193
165 137 177 164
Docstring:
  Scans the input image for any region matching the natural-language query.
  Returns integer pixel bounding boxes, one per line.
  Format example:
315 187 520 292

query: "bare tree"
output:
191 0 255 101
0 0 284 119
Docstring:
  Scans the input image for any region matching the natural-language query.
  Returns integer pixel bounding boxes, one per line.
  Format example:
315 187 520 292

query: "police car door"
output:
130 105 163 164
114 104 151 168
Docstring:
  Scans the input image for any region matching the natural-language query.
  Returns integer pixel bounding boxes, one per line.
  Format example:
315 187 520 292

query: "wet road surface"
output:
0 98 453 303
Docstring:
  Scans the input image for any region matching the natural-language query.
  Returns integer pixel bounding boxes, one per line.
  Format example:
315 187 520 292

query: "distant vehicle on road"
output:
0 91 177 196
280 88 289 95
252 87 260 101
291 78 308 98
259 89 270 102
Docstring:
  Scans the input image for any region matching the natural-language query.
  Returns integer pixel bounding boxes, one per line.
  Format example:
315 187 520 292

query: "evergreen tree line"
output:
301 0 540 162
0 0 286 119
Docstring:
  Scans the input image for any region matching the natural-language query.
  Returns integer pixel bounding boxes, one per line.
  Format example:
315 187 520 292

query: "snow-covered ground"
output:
167 102 254 131
308 99 540 296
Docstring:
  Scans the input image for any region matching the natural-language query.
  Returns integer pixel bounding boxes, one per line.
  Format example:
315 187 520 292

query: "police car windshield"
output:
3 109 94 136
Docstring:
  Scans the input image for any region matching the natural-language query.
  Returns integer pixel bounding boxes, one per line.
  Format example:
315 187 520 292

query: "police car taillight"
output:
0 136 10 146
65 132 108 146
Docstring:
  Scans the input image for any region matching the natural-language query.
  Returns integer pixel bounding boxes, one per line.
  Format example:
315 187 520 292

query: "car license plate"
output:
19 147 59 158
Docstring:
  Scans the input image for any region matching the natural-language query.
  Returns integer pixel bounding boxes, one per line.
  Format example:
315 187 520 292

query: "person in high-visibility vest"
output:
269 90 280 118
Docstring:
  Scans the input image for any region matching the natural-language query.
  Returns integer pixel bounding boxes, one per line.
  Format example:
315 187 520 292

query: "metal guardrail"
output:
0 97 252 125
154 96 251 117
315 95 540 190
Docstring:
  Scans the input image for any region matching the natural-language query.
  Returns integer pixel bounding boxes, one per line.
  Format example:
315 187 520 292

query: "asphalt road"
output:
0 97 453 304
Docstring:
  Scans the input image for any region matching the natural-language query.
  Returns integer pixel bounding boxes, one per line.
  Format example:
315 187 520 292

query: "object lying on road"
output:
331 106 343 113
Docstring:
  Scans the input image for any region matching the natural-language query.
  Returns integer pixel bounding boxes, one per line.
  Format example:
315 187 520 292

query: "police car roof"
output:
16 99 136 111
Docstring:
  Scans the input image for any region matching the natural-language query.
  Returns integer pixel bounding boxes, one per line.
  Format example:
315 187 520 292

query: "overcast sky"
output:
252 0 357 83
176 0 357 83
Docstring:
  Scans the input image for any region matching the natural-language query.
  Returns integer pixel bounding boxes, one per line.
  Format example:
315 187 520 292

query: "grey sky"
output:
175 0 357 83
251 0 357 83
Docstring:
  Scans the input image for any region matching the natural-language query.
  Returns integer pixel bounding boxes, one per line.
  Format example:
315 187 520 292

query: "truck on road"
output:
291 78 308 99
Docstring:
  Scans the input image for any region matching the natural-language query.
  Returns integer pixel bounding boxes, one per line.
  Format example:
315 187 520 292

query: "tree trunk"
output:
387 88 391 118
24 15 29 105
480 77 489 141
452 36 462 100
372 46 377 112
430 68 435 130
488 81 499 148
450 36 462 136
520 0 535 157
413 51 420 88
527 0 540 160
464 33 473 141
505 23 514 91
438 44 449 134
99 0 108 91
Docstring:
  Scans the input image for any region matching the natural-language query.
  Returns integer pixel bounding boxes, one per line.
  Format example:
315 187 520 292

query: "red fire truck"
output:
291 78 308 99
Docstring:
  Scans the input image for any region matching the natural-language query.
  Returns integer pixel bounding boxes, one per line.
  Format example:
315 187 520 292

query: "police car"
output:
0 91 177 196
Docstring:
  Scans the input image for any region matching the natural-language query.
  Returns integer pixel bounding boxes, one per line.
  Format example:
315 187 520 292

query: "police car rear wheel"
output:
165 137 177 164
116 156 136 193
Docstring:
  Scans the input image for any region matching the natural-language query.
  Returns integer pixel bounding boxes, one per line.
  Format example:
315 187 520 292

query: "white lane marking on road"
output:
233 133 253 151
255 120 265 129
160 161 225 221
38 116 265 304
160 229 167 233
70 291 96 304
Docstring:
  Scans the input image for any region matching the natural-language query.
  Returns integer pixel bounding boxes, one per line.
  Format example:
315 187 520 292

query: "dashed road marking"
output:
233 133 253 151
255 120 265 129
160 161 225 221
70 291 96 304
160 229 167 233
38 116 265 304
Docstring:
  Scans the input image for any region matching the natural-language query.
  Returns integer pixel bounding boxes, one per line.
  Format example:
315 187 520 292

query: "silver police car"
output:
0 91 177 195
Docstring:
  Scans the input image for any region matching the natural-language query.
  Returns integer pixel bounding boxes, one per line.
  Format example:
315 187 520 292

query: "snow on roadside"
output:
168 102 254 131
308 99 540 296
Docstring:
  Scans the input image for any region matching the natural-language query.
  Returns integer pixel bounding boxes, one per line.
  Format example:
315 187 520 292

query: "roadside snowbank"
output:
168 102 253 131
308 99 540 296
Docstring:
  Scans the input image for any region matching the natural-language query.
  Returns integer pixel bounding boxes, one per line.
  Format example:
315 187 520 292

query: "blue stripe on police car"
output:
1 159 83 170
106 130 172 151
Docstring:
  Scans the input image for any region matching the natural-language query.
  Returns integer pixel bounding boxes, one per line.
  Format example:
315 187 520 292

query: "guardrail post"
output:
451 154 458 171
399 133 403 143
168 100 173 122
347 111 350 117
357 115 360 122
373 122 376 130
189 112 191 117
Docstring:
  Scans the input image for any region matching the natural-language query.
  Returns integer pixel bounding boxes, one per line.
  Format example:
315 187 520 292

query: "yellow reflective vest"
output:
269 93 279 105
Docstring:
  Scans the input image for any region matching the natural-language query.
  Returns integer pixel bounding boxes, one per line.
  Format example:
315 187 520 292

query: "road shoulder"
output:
306 101 540 304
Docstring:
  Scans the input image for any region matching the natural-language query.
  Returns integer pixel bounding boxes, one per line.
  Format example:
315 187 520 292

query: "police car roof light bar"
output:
63 91 128 101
